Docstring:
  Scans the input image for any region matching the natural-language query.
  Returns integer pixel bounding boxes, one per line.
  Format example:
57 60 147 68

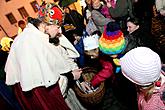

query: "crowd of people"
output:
0 0 165 110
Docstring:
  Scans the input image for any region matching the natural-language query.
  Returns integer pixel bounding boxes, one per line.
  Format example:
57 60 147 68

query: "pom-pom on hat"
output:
120 47 161 86
83 34 99 51
38 1 64 26
99 22 126 55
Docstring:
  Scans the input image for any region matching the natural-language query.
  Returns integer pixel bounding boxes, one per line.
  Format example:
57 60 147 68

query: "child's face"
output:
85 48 99 59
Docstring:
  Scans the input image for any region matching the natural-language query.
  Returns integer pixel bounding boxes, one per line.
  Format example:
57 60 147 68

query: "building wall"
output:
0 0 81 40
0 0 53 39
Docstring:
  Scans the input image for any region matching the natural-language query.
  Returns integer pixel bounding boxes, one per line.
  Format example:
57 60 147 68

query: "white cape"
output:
59 34 79 58
5 23 72 91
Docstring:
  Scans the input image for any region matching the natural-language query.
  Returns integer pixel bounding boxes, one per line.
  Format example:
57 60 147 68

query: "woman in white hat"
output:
120 47 165 110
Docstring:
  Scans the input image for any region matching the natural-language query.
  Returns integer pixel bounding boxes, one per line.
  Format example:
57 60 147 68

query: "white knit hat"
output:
83 34 99 51
120 47 161 86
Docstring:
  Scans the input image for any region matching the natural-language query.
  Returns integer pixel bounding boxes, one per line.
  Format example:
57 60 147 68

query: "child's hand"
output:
80 81 92 91
74 40 78 45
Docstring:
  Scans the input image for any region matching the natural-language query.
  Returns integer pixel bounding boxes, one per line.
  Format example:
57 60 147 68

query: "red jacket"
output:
91 59 114 87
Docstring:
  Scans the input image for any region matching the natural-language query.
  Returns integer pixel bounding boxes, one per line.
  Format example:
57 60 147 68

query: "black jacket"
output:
124 25 156 53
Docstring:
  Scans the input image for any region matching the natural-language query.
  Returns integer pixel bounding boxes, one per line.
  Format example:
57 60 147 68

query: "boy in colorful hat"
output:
99 21 126 73
81 21 126 88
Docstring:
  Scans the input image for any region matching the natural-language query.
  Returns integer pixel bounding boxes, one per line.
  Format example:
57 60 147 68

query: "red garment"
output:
91 59 114 87
13 83 70 110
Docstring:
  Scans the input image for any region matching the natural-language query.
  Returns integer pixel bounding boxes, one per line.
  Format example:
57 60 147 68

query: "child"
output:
81 22 138 110
120 47 165 110
81 21 126 89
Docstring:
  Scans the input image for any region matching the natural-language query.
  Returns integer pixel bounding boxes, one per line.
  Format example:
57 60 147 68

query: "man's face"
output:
45 24 62 38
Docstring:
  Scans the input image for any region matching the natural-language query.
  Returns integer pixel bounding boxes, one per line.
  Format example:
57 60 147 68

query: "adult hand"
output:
72 68 82 80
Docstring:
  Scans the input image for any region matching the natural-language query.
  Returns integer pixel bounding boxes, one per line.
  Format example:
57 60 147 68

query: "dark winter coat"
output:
124 25 156 53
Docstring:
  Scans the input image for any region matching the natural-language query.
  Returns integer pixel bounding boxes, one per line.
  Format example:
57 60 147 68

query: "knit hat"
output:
120 47 161 86
83 34 99 51
38 1 64 26
99 22 126 55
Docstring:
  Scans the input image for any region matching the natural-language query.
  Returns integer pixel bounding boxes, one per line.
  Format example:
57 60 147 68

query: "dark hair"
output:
18 20 25 27
92 30 102 36
72 29 83 36
127 17 140 25
27 17 42 28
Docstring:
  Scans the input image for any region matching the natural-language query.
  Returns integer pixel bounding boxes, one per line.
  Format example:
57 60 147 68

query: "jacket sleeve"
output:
109 0 134 18
60 71 75 88
91 10 112 26
91 60 114 87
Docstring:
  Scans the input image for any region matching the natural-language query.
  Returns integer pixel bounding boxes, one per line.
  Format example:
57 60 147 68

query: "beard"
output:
48 33 62 46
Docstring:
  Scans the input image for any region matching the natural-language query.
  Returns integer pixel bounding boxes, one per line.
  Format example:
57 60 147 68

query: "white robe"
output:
5 23 72 91
5 23 86 110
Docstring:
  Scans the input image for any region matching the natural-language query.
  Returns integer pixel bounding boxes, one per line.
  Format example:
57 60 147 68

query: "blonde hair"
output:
137 77 161 102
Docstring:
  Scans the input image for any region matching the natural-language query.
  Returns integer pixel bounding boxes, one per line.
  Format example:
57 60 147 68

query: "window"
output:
31 1 39 12
6 13 17 24
18 7 29 19
6 0 11 2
